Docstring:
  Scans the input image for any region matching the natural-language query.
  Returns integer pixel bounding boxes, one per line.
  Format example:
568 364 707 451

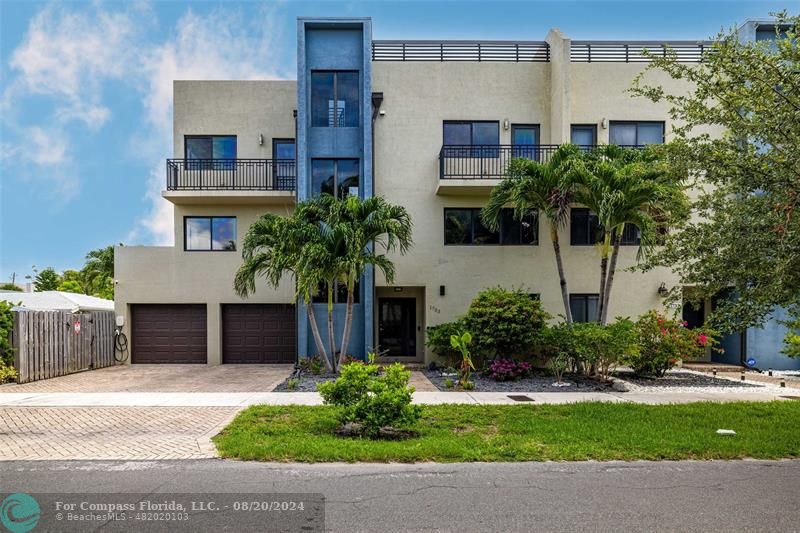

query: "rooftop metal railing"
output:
371 40 550 62
570 40 713 62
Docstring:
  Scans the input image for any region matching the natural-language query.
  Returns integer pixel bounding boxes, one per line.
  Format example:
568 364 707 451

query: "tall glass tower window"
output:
311 159 360 199
310 71 360 127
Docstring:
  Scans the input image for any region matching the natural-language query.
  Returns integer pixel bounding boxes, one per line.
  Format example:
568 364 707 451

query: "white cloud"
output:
128 6 286 246
4 2 289 245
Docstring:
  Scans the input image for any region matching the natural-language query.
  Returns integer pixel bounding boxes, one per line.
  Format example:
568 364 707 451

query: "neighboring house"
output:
114 16 789 368
0 291 114 312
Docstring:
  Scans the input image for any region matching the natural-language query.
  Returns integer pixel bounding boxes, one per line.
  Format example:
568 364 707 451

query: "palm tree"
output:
324 195 413 368
572 145 689 324
482 144 583 323
83 245 116 299
234 204 335 372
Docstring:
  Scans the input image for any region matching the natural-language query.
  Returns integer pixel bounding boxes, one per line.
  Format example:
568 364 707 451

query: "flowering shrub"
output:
486 359 533 381
628 311 717 377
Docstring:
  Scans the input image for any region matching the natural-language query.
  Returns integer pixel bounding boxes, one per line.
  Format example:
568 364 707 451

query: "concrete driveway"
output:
0 364 294 460
0 363 294 393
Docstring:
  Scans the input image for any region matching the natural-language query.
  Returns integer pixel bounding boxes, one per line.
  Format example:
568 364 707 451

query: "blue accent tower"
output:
296 18 374 360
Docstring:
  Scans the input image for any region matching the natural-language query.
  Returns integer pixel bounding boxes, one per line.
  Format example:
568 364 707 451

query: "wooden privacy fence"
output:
12 310 116 384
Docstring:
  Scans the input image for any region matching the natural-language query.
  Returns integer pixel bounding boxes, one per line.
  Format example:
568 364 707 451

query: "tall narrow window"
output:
311 71 359 127
511 124 540 159
609 121 664 146
272 139 296 190
311 159 359 199
184 217 237 251
570 208 603 245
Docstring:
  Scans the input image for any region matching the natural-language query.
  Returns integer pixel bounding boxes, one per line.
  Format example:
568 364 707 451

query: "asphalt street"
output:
2 459 799 532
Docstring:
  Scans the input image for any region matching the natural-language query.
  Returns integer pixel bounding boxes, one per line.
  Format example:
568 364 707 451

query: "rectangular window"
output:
609 121 664 146
570 294 600 323
443 121 500 157
570 208 603 245
570 208 641 246
310 71 359 128
184 136 237 170
272 139 296 190
311 159 359 199
311 281 360 304
444 208 537 246
570 124 597 146
511 124 540 159
184 216 237 251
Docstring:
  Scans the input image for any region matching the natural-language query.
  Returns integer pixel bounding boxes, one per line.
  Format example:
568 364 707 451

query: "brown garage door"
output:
222 304 296 364
131 304 207 364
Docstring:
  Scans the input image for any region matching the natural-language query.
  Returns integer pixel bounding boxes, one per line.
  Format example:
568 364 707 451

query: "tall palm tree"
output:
324 195 413 368
83 245 117 299
234 204 336 372
482 144 582 323
572 145 689 324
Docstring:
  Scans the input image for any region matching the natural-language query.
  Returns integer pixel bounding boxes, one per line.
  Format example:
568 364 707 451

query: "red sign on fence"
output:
74 319 81 334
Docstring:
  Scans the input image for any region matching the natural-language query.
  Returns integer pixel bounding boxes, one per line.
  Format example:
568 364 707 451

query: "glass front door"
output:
378 298 417 358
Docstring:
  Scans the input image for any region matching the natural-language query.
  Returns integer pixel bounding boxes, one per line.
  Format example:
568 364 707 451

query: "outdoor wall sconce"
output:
601 117 608 129
657 282 669 296
258 133 263 146
503 119 509 130
440 285 446 296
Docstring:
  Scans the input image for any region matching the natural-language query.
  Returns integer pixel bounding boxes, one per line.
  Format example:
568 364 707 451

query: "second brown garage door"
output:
222 304 296 364
131 304 207 364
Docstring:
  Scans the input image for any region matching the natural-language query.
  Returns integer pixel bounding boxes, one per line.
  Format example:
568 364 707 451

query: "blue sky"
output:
0 0 796 283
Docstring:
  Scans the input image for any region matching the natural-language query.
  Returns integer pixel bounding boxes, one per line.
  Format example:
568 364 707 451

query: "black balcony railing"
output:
570 41 713 62
371 40 550 62
439 144 646 180
166 159 296 191
439 145 562 179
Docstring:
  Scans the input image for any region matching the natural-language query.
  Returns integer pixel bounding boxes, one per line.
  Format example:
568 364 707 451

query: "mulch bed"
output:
615 370 763 389
273 372 337 392
423 370 613 393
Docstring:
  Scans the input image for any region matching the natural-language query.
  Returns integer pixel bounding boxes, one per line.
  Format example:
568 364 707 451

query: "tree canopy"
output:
630 12 800 332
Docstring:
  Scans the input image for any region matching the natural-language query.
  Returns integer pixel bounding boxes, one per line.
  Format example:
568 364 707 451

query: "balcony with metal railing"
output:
163 159 296 205
437 144 645 195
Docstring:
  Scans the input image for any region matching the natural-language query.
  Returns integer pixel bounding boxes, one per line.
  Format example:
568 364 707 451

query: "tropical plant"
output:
629 310 716 377
318 359 421 438
0 301 17 383
549 353 569 384
234 202 335 372
462 287 549 365
321 195 413 368
82 246 116 299
783 317 800 358
570 319 639 381
450 331 475 389
482 144 583 322
630 13 800 339
571 146 689 324
425 320 465 365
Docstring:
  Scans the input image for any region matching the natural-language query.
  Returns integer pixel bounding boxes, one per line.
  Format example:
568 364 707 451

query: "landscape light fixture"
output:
657 282 668 296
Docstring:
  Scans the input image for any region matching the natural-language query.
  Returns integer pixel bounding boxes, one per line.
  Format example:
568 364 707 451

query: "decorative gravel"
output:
615 370 764 390
423 370 613 393
273 373 336 392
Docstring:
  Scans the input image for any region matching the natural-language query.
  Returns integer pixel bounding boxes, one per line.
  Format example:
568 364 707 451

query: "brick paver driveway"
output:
0 363 294 393
0 364 294 460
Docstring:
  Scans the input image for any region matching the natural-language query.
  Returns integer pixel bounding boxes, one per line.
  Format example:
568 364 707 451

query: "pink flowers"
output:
487 359 533 382
697 333 708 346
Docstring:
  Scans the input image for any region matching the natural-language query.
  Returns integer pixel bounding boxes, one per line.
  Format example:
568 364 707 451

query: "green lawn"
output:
213 401 800 463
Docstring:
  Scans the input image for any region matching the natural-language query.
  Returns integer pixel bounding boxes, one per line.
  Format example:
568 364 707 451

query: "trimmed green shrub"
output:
426 320 464 365
462 287 549 365
318 361 421 438
0 301 17 384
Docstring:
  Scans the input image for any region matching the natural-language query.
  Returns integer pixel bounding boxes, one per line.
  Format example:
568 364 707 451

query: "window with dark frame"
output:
608 121 664 146
311 159 360 199
570 294 600 323
570 124 597 147
443 121 500 157
444 208 538 245
272 139 296 190
311 281 361 304
310 71 360 128
570 208 641 246
184 216 237 251
511 124 540 158
184 135 237 170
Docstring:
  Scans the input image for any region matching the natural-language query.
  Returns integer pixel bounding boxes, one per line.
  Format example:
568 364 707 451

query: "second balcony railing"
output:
166 159 296 191
439 145 562 180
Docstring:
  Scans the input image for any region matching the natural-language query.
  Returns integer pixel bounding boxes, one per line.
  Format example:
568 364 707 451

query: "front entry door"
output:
378 298 416 358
